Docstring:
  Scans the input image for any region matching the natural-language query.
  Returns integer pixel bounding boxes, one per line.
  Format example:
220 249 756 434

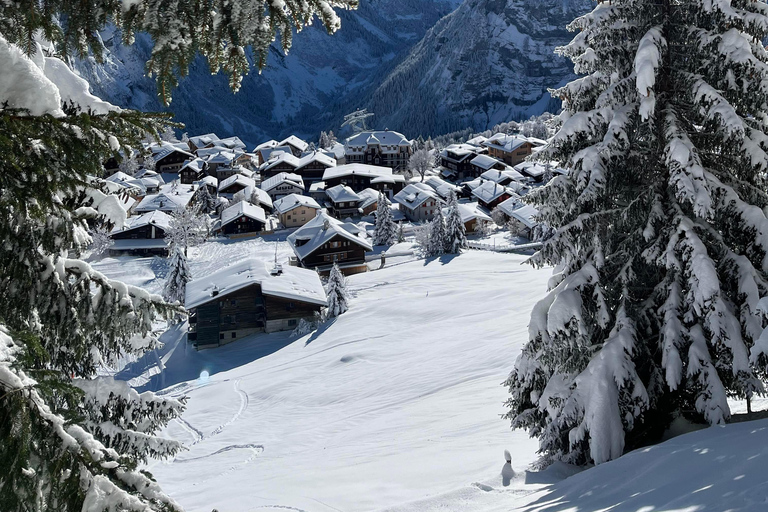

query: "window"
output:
231 332 237 339
219 333 224 340
286 302 295 311
288 319 297 326
231 299 237 306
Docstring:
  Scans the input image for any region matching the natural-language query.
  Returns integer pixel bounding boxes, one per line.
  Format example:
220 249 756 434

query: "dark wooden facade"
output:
189 284 322 348
156 151 189 173
111 223 166 241
219 216 265 236
296 161 333 184
296 233 367 269
180 168 203 184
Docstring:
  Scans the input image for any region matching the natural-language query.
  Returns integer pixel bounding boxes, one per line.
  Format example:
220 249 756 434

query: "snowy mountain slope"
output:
122 250 550 511
365 0 593 136
73 0 460 146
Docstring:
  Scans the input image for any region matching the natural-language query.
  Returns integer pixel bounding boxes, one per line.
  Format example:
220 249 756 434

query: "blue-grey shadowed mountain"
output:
74 0 590 146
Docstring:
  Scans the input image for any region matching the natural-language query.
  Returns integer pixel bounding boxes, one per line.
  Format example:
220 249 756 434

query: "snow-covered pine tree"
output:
426 207 446 257
164 246 192 305
444 191 467 254
194 184 218 214
373 193 397 245
505 0 768 466
1 0 354 505
325 263 350 318
165 205 209 256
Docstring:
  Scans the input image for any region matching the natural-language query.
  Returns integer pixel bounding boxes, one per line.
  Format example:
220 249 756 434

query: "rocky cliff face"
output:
74 0 591 145
364 0 593 136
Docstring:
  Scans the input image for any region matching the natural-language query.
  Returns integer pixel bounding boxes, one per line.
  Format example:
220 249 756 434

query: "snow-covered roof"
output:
370 174 406 184
471 154 505 170
393 183 440 210
111 210 171 234
480 168 526 183
322 164 394 181
466 135 488 147
309 181 326 193
482 134 530 153
345 131 411 155
194 175 218 188
514 161 547 178
153 145 194 163
471 181 513 204
273 194 322 214
509 204 540 229
204 150 239 165
323 142 346 160
181 158 206 173
297 151 336 169
279 135 309 152
219 174 256 193
106 171 134 183
189 133 220 149
441 202 492 224
497 195 526 218
134 183 198 212
220 201 267 229
260 151 301 172
424 176 461 200
440 144 478 162
260 172 304 193
357 188 382 210
287 210 372 260
253 139 279 152
186 258 327 310
326 184 361 204
259 146 294 162
214 136 246 150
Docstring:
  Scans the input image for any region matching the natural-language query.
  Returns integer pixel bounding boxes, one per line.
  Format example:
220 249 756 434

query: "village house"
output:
295 152 336 185
514 161 549 182
287 211 372 275
481 134 535 166
260 172 305 201
357 188 382 216
344 130 413 172
470 154 508 176
152 144 195 174
507 204 540 239
424 176 462 201
218 174 256 198
325 184 362 219
259 151 301 178
480 168 526 186
180 158 207 184
471 180 516 210
439 144 485 180
134 183 198 213
308 181 328 204
215 201 267 237
194 175 218 196
187 133 220 153
185 258 327 348
108 210 170 256
232 185 274 213
441 202 492 233
322 164 406 197
393 183 442 223
278 135 309 157
273 194 322 228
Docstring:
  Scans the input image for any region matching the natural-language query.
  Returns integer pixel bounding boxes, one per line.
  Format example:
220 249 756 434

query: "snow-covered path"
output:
147 251 549 512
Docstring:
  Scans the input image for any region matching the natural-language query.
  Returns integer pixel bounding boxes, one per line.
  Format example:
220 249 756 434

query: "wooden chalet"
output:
274 194 322 228
471 180 516 210
287 210 372 275
393 183 442 223
186 259 327 348
295 151 336 184
180 158 207 184
481 134 535 167
325 184 362 219
108 210 170 256
153 145 194 174
260 172 305 201
439 144 485 180
278 135 309 157
322 164 405 197
218 174 256 197
215 201 267 237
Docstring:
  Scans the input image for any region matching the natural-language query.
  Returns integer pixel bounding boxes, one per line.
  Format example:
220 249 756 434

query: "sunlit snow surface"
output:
94 244 768 512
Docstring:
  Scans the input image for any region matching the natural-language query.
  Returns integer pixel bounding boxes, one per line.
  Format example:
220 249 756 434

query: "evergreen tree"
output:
426 207 446 257
325 263 350 318
194 184 218 214
0 0 354 505
373 193 397 245
444 191 467 254
505 0 768 466
164 246 192 305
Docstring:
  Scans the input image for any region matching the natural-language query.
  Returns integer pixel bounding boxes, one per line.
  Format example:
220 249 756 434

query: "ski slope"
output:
144 251 549 511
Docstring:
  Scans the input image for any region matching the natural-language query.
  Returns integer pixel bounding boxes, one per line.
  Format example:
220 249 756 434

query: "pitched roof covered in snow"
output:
440 144 479 163
441 202 492 224
273 194 322 214
181 158 206 173
219 201 267 229
215 136 247 150
219 174 256 193
279 135 309 152
260 150 301 172
357 188 382 210
509 204 540 229
480 168 526 183
188 133 220 149
514 161 547 178
393 183 440 210
297 151 336 169
325 184 361 204
111 210 171 234
471 181 514 204
345 130 411 155
152 145 194 164
134 183 198 212
424 176 461 199
253 139 279 152
287 210 372 260
260 172 304 193
466 135 488 147
471 154 505 171
497 195 526 218
258 145 294 162
322 163 396 181
194 175 218 188
186 258 327 310
482 134 530 153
